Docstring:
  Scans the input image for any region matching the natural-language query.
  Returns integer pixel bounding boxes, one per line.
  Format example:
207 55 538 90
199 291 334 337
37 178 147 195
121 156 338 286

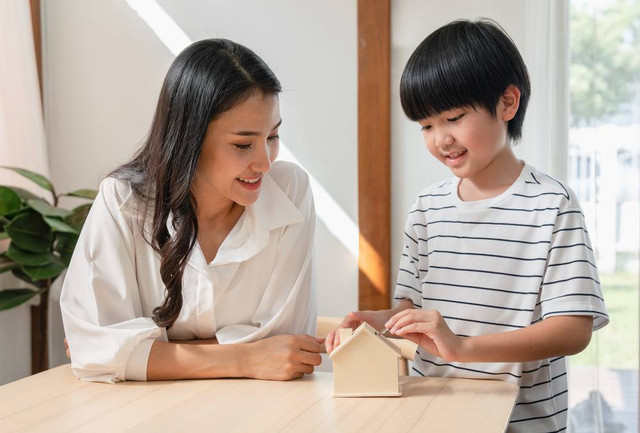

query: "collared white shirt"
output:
60 161 316 383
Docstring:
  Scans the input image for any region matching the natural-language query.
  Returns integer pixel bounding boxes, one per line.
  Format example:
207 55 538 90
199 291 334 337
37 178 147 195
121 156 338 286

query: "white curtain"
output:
517 0 570 181
0 0 49 183
0 0 50 385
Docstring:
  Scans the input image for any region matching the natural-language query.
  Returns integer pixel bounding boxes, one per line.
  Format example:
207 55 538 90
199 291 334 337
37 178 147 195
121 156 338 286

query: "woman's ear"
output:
500 85 521 122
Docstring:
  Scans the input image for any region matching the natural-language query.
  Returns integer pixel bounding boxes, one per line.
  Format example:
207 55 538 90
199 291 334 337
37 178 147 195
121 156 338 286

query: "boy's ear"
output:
500 85 521 122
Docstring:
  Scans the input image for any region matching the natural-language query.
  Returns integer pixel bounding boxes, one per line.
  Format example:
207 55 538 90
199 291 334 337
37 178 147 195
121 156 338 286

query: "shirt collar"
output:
174 172 303 270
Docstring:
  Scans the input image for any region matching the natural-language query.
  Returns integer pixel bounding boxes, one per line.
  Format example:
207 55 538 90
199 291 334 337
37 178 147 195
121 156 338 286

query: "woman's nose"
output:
251 142 273 172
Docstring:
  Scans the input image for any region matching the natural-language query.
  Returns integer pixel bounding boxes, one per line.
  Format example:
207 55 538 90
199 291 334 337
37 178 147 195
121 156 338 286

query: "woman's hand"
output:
243 334 324 381
385 309 463 362
64 337 70 360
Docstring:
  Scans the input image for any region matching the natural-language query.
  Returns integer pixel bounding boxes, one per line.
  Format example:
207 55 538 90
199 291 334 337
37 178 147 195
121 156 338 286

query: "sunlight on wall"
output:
125 0 190 56
278 144 358 256
124 0 359 257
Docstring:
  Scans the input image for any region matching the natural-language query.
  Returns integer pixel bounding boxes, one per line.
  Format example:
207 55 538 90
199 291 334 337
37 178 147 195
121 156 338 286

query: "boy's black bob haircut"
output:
400 19 531 142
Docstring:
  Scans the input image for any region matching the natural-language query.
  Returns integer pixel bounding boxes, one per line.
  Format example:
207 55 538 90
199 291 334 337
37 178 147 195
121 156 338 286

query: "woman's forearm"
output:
170 338 218 345
146 334 324 381
146 340 248 380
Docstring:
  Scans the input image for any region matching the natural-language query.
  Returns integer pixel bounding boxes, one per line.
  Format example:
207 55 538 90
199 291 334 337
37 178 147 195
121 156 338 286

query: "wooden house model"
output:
329 322 402 397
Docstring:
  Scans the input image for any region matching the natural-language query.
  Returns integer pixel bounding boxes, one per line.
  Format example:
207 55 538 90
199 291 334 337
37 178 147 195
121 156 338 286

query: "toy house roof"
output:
329 322 402 359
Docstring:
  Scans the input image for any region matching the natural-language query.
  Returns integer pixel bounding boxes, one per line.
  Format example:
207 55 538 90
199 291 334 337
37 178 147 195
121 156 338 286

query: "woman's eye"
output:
267 134 280 142
234 144 252 151
447 113 465 122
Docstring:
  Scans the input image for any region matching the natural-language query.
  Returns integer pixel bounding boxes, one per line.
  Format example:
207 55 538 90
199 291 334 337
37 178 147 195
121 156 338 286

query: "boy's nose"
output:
437 132 454 148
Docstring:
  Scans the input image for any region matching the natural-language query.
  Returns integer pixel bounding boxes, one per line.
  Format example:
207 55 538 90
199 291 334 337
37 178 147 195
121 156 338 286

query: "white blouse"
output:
60 161 317 383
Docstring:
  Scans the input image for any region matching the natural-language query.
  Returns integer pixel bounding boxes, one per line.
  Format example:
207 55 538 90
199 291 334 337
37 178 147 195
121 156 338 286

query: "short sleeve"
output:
394 207 423 308
539 199 609 330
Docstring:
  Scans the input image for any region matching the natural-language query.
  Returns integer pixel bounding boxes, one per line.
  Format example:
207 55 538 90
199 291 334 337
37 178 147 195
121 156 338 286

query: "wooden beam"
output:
29 0 43 100
29 0 47 374
358 0 391 310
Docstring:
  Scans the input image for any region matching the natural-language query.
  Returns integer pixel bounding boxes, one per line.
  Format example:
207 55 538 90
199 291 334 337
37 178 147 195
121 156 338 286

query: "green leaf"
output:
5 243 56 266
43 216 78 234
62 189 98 200
27 199 71 218
2 186 43 202
2 206 31 220
11 267 38 286
0 232 8 241
0 186 22 216
55 232 78 266
5 211 53 253
0 288 42 310
65 203 92 232
0 167 54 193
21 260 65 281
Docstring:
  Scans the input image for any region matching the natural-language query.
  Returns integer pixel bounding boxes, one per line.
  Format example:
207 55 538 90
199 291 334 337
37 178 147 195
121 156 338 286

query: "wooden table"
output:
0 365 518 433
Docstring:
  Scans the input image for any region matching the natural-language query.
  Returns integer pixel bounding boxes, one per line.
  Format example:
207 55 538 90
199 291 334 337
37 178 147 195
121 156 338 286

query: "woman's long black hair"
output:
112 39 281 328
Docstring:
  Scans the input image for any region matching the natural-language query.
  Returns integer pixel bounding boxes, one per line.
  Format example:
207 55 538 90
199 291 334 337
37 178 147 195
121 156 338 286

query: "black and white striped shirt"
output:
394 163 608 433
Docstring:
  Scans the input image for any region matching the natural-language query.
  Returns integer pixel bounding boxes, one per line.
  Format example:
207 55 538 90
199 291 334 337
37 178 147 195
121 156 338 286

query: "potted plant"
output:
0 167 96 373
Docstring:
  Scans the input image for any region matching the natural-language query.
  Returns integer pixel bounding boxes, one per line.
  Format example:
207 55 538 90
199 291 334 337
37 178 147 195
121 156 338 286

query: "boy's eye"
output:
234 144 252 151
421 125 432 131
447 113 465 122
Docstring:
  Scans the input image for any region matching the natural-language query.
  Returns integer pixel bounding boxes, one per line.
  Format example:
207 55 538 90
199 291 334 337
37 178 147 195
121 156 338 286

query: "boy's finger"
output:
325 331 336 353
396 322 431 336
333 330 341 350
388 312 418 333
385 308 413 329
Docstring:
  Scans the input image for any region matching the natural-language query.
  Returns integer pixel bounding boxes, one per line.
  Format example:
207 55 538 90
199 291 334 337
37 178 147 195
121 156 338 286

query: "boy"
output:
327 19 608 432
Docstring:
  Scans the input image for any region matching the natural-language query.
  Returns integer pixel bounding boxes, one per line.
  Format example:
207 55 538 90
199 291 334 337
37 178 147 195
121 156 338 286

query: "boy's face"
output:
417 87 520 186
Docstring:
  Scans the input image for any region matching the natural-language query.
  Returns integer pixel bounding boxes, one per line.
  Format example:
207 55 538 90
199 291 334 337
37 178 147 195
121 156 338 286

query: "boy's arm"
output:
386 309 593 362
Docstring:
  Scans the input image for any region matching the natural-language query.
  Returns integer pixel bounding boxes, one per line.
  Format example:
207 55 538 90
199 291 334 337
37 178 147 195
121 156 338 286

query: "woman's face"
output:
193 92 281 208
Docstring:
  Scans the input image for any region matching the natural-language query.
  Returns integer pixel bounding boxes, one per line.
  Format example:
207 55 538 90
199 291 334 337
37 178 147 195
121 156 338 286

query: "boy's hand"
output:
325 310 389 354
386 309 463 361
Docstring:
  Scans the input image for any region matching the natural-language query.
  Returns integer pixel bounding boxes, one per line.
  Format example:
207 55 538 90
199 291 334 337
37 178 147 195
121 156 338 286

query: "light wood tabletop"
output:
0 365 518 433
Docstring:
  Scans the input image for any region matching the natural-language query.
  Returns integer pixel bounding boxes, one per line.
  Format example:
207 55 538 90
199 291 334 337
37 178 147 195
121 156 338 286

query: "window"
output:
567 0 640 431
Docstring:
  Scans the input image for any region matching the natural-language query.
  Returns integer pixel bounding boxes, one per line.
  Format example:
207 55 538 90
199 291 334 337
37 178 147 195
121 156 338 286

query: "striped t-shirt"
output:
394 163 608 433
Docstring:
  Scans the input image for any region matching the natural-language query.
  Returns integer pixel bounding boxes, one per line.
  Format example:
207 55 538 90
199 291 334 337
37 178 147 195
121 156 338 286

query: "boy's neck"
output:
457 148 524 202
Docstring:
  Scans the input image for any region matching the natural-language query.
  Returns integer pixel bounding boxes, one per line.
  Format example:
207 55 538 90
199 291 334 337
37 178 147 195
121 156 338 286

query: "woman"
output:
60 39 322 383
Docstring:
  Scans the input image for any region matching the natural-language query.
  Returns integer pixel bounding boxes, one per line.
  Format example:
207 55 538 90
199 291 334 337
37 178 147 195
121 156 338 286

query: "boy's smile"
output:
441 149 468 168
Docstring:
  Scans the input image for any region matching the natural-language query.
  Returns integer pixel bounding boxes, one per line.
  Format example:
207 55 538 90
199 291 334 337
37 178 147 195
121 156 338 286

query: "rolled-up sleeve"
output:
60 178 164 383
